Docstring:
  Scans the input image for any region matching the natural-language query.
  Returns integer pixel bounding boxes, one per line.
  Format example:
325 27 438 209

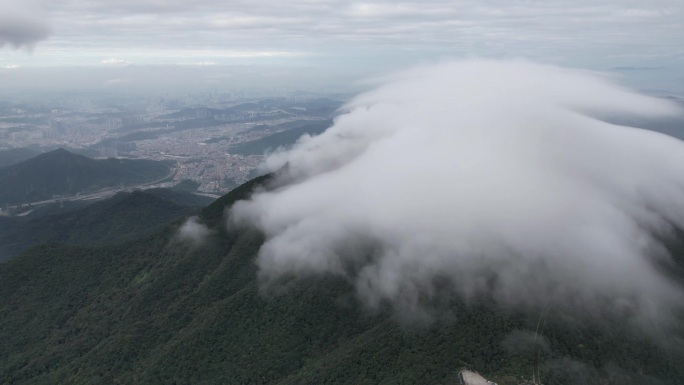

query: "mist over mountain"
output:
0 0 682 380
0 148 171 206
234 60 684 333
1 60 684 384
1 174 683 384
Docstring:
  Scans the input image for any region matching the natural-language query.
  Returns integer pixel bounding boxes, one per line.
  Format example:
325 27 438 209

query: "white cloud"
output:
100 58 131 65
177 216 212 245
102 78 127 87
232 60 684 332
346 3 446 18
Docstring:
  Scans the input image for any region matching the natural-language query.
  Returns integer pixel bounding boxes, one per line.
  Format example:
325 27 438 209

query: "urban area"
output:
0 92 342 196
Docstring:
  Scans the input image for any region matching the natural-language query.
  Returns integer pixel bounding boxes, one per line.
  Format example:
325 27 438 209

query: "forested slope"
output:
0 149 170 205
0 189 212 261
0 176 682 385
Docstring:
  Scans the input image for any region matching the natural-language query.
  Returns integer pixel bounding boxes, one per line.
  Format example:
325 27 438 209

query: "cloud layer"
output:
2 0 682 80
233 60 684 330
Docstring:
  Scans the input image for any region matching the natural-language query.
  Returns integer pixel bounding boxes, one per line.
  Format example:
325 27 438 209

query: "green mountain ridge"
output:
0 188 212 262
0 148 171 206
0 175 682 384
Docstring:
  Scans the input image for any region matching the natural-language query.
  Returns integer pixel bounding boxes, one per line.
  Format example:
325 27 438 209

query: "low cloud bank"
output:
232 60 684 330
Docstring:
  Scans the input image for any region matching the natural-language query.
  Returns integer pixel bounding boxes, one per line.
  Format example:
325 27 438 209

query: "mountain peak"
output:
35 148 80 161
43 147 73 157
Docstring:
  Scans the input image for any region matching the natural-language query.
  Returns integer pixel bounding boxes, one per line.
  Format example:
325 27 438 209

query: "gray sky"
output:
1 0 683 93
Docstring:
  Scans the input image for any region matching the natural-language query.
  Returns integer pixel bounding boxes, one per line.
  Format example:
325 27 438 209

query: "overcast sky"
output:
1 0 682 93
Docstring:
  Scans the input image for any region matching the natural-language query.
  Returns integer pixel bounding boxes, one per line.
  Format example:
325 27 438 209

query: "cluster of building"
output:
0 95 331 194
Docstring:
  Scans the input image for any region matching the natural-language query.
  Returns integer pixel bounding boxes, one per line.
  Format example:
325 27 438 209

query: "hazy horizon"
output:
1 0 683 96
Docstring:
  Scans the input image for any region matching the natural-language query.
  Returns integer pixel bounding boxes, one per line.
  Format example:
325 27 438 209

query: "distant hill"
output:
230 120 332 155
0 188 212 261
171 179 200 193
605 114 684 141
161 98 342 122
161 103 263 120
0 147 40 168
0 175 682 384
0 148 171 206
162 107 228 120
